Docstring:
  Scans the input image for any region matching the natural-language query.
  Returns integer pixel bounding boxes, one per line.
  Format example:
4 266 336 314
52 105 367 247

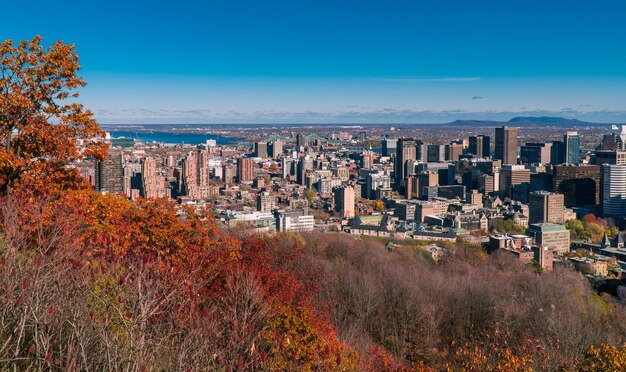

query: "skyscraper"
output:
551 140 566 164
494 126 518 165
381 138 397 157
426 144 445 162
95 152 124 193
601 164 626 216
296 133 306 149
564 131 581 165
394 138 416 191
468 135 490 158
529 191 565 224
499 164 530 198
445 142 464 161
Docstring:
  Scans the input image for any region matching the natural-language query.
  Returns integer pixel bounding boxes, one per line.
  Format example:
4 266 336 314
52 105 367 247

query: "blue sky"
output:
3 0 626 123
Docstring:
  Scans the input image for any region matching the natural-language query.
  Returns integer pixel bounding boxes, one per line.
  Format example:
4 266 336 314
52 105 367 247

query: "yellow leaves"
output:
89 264 134 342
261 306 358 371
578 343 626 371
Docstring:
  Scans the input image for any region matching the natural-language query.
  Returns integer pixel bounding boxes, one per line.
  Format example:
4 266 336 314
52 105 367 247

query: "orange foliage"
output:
0 36 108 195
1 185 358 368
577 343 626 371
261 305 358 370
446 339 552 371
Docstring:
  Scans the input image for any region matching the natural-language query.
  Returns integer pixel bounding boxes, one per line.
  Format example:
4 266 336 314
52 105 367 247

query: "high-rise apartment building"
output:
268 140 284 158
281 158 291 178
95 152 124 193
528 191 564 224
256 191 275 212
181 151 198 198
223 164 236 184
197 149 210 188
317 178 332 195
468 135 490 158
334 186 355 218
237 157 255 182
394 138 417 191
141 157 159 198
366 173 391 199
601 164 626 216
254 142 268 158
494 126 518 165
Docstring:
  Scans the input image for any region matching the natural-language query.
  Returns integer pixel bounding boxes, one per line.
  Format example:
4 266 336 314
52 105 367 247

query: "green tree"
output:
305 189 317 204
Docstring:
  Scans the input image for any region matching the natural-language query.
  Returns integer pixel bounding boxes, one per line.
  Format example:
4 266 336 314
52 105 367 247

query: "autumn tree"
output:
578 343 626 371
0 36 108 196
305 189 317 204
373 200 385 212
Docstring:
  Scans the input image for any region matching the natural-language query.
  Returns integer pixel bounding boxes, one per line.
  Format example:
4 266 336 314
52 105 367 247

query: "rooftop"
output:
527 223 567 232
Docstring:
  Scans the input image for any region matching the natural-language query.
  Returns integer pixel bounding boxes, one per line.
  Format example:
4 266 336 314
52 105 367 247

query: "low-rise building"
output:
525 223 570 255
276 210 315 232
218 210 276 233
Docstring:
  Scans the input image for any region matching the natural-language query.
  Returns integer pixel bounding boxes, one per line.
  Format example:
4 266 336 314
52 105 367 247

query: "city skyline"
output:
3 0 626 124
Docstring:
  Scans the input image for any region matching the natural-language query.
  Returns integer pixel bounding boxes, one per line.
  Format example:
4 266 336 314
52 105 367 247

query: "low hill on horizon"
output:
508 116 607 126
448 116 611 127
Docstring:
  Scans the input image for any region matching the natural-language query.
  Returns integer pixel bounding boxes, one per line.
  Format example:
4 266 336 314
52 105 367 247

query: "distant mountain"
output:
507 116 604 126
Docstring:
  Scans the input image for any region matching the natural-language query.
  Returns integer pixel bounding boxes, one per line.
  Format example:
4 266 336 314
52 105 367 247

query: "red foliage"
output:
0 184 359 369
583 213 597 224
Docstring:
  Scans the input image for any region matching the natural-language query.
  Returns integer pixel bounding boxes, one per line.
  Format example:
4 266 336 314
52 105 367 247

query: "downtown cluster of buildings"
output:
84 124 626 273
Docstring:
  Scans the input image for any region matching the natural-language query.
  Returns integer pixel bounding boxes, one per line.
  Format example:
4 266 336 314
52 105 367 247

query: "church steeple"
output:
601 232 610 248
